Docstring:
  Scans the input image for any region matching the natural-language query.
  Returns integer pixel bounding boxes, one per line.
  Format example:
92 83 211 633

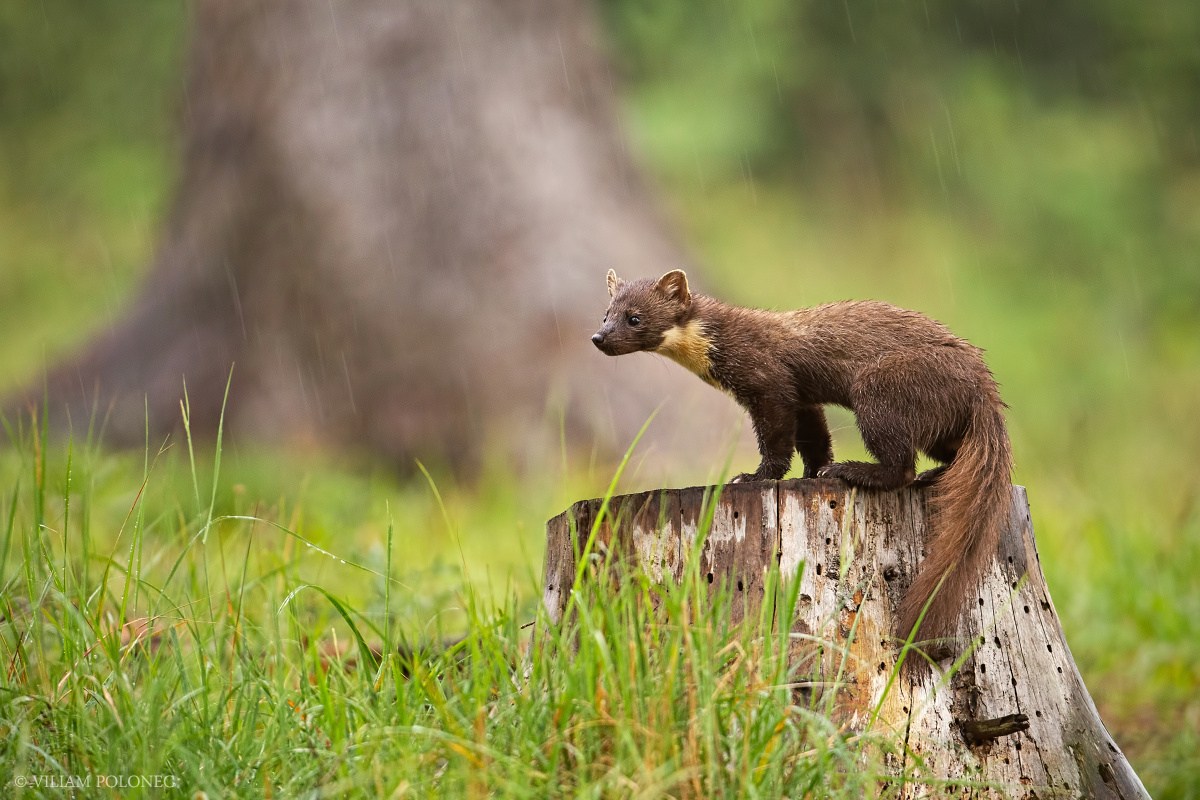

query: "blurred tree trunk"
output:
13 0 733 473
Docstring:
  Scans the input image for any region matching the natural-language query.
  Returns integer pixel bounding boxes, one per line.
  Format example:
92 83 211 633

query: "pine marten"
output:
592 269 1014 646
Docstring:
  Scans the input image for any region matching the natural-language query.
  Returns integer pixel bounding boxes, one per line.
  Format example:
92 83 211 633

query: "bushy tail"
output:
897 399 1013 643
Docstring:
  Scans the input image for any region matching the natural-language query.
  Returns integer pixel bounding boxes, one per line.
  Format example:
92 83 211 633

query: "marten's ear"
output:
655 269 691 306
606 269 624 298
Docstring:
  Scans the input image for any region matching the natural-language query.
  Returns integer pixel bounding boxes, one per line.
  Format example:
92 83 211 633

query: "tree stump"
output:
543 479 1149 799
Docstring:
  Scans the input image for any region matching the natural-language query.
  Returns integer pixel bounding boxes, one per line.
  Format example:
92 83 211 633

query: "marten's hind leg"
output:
818 459 916 490
817 407 916 490
913 437 960 487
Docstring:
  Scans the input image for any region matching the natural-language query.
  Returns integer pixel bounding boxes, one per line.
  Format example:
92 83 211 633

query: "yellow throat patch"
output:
655 320 717 385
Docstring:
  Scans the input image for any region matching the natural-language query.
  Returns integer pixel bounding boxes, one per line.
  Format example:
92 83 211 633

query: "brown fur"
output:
593 269 1014 648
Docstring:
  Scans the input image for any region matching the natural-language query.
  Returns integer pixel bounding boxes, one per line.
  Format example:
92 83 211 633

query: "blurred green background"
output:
1 0 1197 794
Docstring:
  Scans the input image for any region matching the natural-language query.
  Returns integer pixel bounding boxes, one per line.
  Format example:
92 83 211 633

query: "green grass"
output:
3 166 1198 800
0 419 925 798
3 3 1199 794
4 167 1199 800
3 400 1195 797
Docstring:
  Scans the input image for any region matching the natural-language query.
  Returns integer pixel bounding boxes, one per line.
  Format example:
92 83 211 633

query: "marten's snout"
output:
592 328 619 355
591 331 614 354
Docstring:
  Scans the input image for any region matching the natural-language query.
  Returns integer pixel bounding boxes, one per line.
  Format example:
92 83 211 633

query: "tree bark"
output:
10 0 733 472
543 480 1150 798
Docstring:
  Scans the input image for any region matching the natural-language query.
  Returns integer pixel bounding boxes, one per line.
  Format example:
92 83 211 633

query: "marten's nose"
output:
591 332 605 348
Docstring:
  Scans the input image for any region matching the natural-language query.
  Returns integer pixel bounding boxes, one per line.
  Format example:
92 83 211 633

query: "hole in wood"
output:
1023 605 1030 613
816 564 823 576
1046 644 1053 652
978 597 985 606
825 537 831 545
707 572 714 584
737 579 744 592
1035 710 1042 718
733 510 739 519
993 636 1001 647
980 664 986 674
829 500 838 509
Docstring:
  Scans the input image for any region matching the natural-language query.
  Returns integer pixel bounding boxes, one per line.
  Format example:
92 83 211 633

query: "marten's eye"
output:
628 314 642 327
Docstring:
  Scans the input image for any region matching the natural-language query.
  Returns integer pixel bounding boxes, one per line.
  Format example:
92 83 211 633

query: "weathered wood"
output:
543 479 1149 799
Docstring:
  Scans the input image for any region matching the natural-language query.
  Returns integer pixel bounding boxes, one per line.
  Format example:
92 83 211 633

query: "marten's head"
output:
592 269 693 356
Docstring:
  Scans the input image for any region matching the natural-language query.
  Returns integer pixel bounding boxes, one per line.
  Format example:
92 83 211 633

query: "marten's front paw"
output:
730 472 757 484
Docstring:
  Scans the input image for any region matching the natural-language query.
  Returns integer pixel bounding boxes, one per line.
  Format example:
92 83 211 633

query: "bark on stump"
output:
543 479 1149 799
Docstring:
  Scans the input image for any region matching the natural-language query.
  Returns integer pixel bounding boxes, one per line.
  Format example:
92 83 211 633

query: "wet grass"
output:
0 421 925 798
4 177 1198 798
2 5 1198 792
2 372 1196 796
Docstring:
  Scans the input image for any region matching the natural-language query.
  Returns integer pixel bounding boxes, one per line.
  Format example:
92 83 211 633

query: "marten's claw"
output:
730 472 757 484
911 465 949 488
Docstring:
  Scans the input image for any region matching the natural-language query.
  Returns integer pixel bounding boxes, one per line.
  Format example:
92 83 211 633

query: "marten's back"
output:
791 301 973 358
699 298 991 399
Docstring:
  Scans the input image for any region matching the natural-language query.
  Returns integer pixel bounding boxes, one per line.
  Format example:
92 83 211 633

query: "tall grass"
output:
2 5 1197 792
0 415 921 798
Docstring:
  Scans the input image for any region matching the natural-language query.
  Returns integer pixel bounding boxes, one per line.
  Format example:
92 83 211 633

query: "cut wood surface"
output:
543 479 1149 799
